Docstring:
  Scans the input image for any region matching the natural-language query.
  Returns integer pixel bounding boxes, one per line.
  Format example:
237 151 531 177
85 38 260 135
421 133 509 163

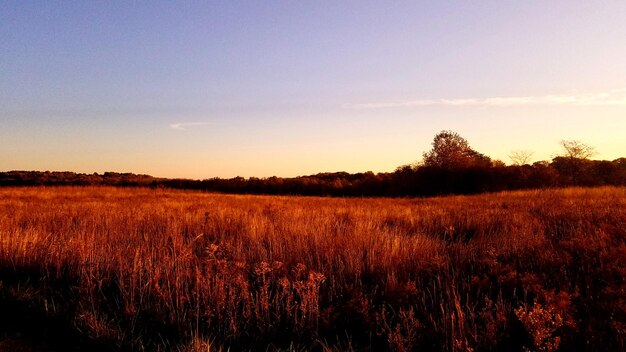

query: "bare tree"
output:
554 140 595 184
508 150 534 166
560 140 595 160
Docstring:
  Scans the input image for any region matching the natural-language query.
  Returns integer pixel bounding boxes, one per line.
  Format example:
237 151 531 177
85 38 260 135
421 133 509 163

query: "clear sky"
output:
1 1 625 178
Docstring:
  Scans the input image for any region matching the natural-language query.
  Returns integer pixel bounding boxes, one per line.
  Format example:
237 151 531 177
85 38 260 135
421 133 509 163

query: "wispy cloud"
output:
169 122 211 131
344 88 626 109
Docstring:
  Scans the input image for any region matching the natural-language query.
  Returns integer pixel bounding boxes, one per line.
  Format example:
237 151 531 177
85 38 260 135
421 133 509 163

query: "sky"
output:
1 1 625 178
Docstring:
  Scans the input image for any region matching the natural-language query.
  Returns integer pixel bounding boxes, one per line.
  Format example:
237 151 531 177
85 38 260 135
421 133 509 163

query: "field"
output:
0 187 624 351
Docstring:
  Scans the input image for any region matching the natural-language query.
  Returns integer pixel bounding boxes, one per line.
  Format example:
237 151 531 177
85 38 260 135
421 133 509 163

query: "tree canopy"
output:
422 130 492 169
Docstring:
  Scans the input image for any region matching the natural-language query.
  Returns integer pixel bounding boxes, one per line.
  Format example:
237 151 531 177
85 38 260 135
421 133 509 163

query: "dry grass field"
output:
0 186 624 351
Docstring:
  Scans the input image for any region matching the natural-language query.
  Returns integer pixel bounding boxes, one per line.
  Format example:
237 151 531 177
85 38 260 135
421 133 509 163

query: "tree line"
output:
2 131 625 197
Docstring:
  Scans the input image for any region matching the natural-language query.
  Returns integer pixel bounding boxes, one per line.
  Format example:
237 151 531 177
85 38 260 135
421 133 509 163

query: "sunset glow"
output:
2 1 625 178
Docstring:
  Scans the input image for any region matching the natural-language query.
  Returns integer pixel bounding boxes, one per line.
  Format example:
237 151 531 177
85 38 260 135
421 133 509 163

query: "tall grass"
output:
0 186 624 351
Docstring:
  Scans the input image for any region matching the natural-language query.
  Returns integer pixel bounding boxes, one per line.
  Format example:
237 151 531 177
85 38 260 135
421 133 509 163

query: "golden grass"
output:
0 186 624 351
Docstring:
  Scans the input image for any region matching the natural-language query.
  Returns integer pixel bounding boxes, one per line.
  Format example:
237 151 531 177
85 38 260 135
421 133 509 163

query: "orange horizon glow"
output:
2 2 626 179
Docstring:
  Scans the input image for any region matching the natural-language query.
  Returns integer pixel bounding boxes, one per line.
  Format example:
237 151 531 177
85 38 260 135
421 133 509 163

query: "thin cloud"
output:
344 88 626 109
169 122 211 131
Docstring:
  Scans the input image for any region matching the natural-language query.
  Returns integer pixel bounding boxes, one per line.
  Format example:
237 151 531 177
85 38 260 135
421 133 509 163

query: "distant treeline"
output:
2 131 625 197
0 158 624 197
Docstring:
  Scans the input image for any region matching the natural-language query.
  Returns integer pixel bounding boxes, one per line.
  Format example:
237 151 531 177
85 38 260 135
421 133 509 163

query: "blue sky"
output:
2 1 626 178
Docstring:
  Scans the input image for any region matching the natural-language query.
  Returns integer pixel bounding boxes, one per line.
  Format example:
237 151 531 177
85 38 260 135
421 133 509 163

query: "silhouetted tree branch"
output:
508 150 534 166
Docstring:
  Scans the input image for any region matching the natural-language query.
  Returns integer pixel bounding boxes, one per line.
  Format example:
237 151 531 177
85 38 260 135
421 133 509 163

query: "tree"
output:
508 150 534 166
559 140 595 160
422 130 491 169
553 140 595 185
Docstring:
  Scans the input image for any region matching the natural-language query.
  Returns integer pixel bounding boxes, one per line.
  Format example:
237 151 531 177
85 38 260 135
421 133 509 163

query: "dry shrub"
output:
376 306 420 352
515 303 563 352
